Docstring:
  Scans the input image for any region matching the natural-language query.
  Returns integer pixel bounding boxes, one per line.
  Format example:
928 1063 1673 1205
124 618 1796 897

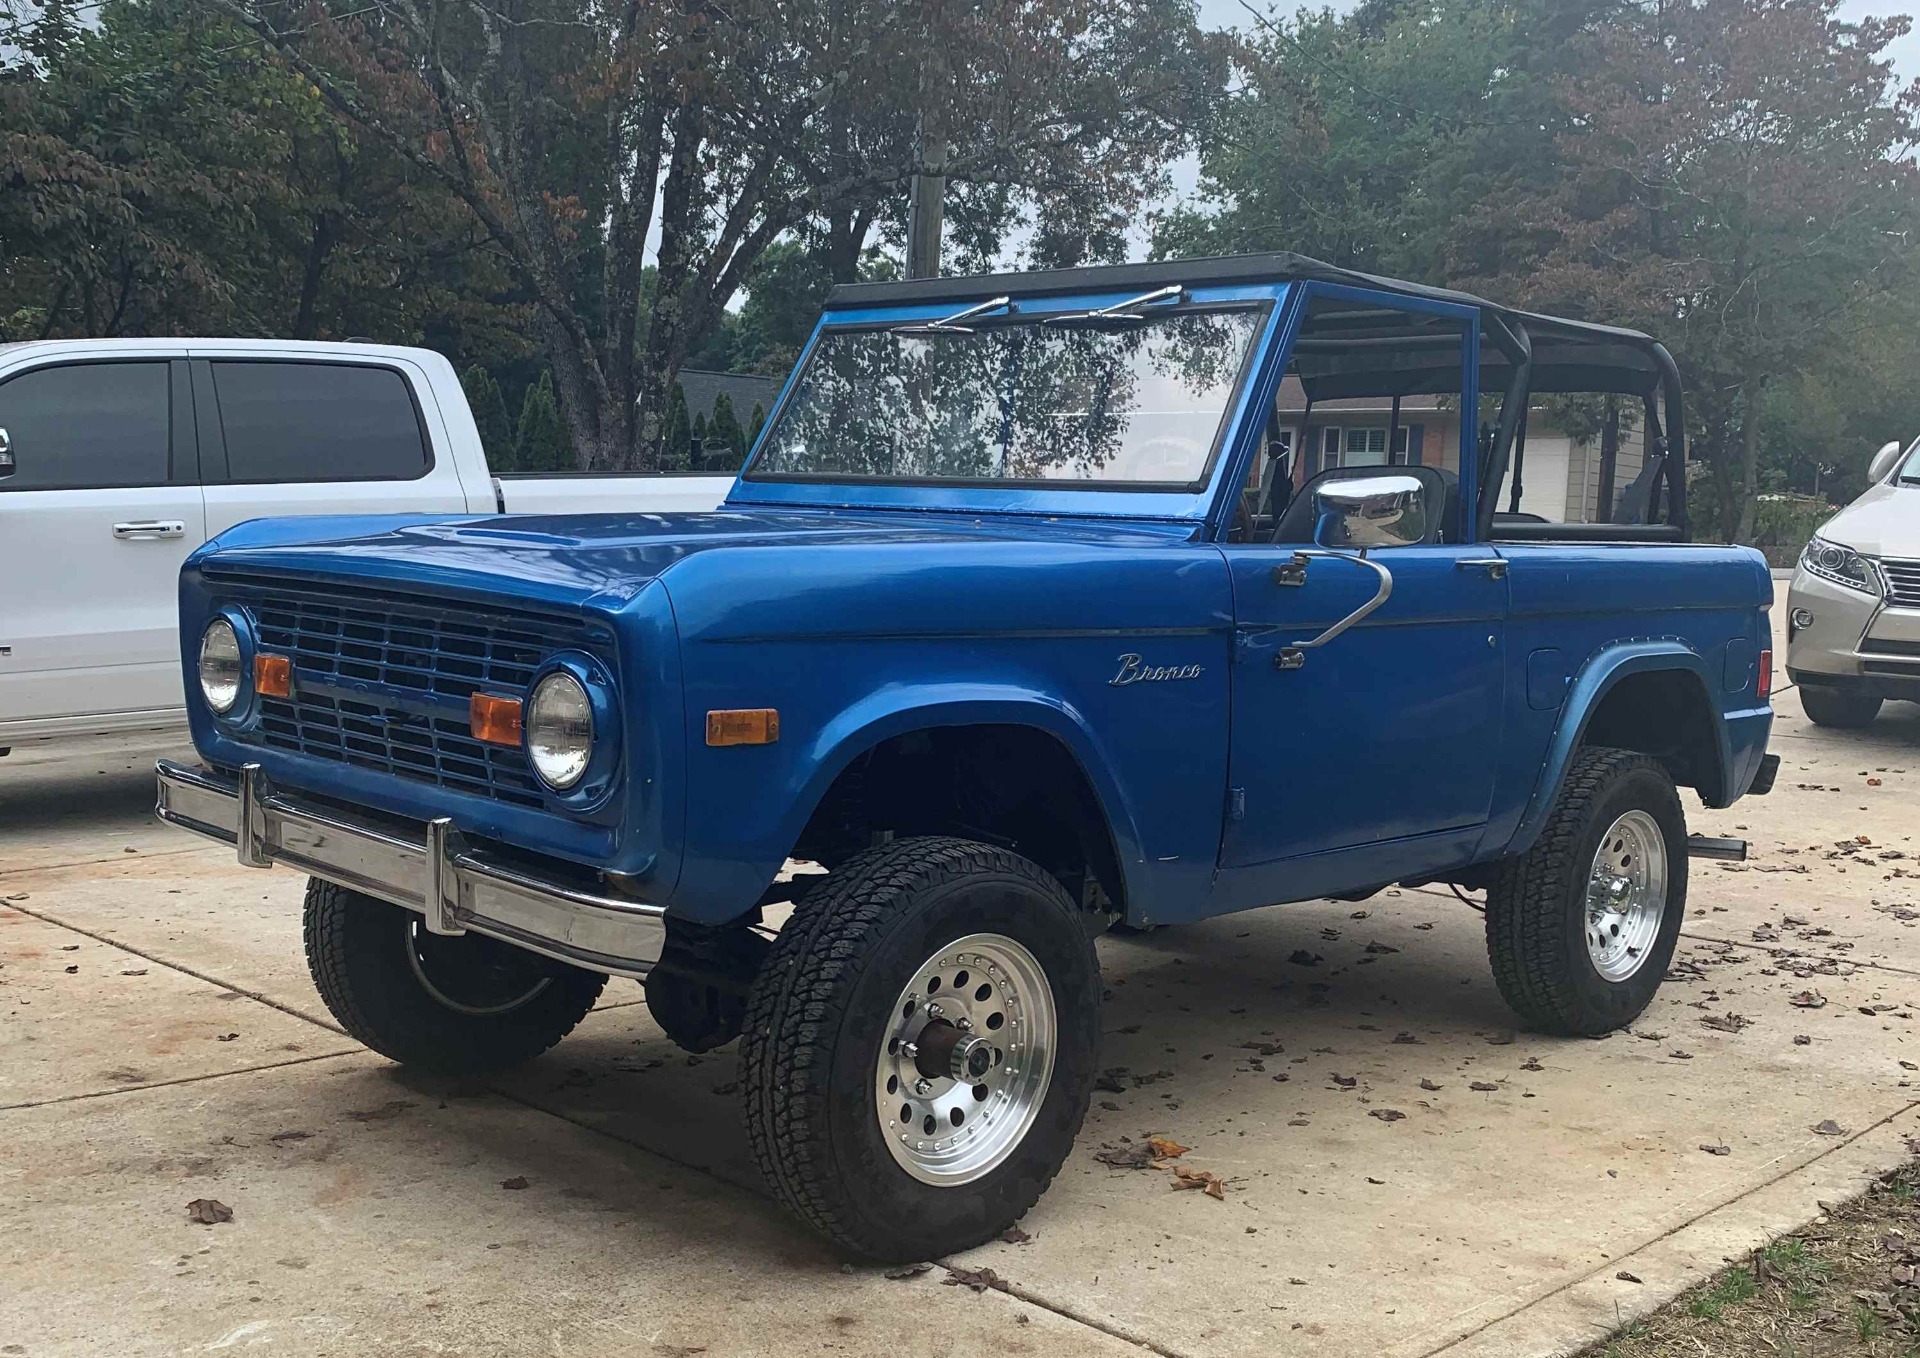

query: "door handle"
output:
1456 556 1508 579
112 520 186 540
1275 550 1394 670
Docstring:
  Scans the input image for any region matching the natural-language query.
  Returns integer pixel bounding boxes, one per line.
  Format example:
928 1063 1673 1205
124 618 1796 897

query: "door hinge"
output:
1227 787 1246 821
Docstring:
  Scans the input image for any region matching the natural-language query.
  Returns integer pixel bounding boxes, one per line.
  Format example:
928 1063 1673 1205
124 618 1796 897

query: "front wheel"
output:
741 837 1098 1261
1484 748 1687 1036
303 878 606 1075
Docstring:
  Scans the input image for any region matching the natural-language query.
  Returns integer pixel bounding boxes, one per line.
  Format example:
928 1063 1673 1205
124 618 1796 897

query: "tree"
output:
511 372 571 473
661 383 693 473
0 0 523 353
707 392 746 471
462 365 513 465
216 0 1225 470
746 403 768 452
1464 0 1920 542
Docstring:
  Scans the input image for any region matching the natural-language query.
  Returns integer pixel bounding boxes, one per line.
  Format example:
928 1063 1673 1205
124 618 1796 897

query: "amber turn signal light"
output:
470 692 524 746
707 708 779 747
253 653 293 699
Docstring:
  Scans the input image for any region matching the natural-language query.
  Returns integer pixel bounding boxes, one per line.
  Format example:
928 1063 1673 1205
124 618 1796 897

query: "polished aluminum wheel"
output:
875 932 1056 1186
1585 810 1668 982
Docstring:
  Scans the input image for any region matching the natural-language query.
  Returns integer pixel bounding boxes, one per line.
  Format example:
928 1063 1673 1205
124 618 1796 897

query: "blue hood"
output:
189 507 1199 613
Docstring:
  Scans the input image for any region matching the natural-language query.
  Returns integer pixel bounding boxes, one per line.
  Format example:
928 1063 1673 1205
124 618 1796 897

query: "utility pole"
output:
905 25 948 280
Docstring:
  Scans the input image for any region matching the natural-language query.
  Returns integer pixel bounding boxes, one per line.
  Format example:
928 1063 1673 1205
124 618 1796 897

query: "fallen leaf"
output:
1330 1073 1357 1089
501 1176 529 1190
885 1262 933 1280
1392 1032 1420 1045
1364 941 1399 955
1419 1078 1442 1091
943 1265 1008 1293
1699 1013 1751 1033
120 969 147 977
1288 950 1322 967
1095 1143 1157 1169
1794 1035 1813 1046
1146 1136 1190 1159
1169 1166 1227 1199
997 1226 1031 1245
268 1130 311 1144
216 1033 239 1042
1520 1057 1544 1071
1789 990 1828 1009
1699 1143 1731 1156
1470 1081 1500 1092
1616 1271 1643 1284
1669 1050 1694 1060
1369 1108 1406 1123
185 1198 233 1225
1812 1120 1848 1137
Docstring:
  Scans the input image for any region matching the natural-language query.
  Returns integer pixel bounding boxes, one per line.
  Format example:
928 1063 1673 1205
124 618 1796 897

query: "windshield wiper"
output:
1041 284 1187 330
890 296 1015 336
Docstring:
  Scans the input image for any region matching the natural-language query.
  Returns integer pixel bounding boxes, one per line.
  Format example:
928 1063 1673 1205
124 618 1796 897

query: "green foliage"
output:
462 366 513 467
746 404 767 452
660 384 692 473
705 393 747 472
510 373 572 474
690 413 710 469
1685 1268 1757 1322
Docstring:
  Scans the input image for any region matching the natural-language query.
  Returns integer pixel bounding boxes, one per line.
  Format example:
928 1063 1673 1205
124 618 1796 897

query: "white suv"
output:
1786 437 1920 726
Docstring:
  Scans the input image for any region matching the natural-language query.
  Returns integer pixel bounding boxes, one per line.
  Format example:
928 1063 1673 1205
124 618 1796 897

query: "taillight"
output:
1757 649 1773 701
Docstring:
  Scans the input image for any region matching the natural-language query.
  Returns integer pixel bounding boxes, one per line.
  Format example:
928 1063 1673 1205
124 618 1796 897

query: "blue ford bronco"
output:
156 254 1779 1259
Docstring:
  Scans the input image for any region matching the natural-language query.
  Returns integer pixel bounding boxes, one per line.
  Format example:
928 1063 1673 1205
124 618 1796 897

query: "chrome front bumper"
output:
155 760 664 978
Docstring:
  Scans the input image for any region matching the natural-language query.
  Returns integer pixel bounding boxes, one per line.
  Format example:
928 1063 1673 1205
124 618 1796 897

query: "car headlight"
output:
198 619 243 714
526 671 594 790
1802 536 1878 594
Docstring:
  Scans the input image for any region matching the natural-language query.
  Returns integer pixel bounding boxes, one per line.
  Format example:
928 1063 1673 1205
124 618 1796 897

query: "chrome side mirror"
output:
1310 473 1430 548
1868 439 1907 483
0 426 12 478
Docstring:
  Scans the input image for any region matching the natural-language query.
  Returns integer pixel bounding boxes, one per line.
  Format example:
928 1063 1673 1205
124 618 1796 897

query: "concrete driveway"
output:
4 633 1918 1357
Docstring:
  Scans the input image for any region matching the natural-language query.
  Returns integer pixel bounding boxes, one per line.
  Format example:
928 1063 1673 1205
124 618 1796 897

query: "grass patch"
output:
1583 1162 1920 1356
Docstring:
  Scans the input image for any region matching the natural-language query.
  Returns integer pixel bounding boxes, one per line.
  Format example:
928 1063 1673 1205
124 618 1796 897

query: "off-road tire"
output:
1800 685 1882 729
1484 748 1687 1036
304 878 605 1075
741 836 1098 1261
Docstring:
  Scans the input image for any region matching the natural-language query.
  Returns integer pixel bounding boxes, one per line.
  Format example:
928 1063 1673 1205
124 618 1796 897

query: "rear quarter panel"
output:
1488 542 1774 855
653 536 1235 923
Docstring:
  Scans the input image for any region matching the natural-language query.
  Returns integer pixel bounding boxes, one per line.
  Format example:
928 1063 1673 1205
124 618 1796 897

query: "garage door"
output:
1496 436 1571 522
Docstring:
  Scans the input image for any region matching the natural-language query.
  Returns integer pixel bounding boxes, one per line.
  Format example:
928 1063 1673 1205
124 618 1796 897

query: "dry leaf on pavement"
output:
185 1198 233 1225
1169 1166 1227 1199
943 1265 1008 1293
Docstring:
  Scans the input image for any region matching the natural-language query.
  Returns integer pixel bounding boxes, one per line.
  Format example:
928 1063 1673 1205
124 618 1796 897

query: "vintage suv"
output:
155 255 1778 1259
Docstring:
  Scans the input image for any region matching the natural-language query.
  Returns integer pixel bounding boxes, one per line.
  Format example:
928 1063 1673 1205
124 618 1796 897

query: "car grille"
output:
1884 559 1920 608
217 577 607 809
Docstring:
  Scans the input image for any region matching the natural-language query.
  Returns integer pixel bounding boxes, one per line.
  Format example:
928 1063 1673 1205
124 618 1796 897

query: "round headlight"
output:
198 619 243 714
526 671 594 790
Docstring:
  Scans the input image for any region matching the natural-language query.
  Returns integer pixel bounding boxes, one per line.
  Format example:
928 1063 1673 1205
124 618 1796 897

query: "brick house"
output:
1266 375 1650 524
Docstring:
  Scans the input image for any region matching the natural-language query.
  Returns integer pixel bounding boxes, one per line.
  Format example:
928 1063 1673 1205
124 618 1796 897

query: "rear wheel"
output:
1800 685 1882 728
1484 748 1687 1036
303 878 605 1075
741 836 1097 1261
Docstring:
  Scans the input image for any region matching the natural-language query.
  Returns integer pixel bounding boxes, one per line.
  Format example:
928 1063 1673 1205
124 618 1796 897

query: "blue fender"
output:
1503 641 1732 856
784 682 1150 904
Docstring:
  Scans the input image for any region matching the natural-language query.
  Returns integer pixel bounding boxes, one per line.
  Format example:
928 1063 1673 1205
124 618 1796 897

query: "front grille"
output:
216 577 607 809
1884 559 1920 607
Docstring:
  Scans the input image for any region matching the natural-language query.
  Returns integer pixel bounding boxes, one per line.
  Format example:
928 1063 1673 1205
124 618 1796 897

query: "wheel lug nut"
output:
913 1078 933 1096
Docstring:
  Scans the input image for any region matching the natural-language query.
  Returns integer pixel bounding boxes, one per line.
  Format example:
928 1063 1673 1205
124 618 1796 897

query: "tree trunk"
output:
291 211 338 341
1735 371 1766 545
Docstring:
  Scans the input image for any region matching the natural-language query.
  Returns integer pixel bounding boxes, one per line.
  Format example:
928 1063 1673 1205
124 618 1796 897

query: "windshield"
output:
1900 437 1920 485
748 307 1264 487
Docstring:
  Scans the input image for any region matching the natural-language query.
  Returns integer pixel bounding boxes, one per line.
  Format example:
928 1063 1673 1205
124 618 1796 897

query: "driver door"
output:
1220 535 1508 871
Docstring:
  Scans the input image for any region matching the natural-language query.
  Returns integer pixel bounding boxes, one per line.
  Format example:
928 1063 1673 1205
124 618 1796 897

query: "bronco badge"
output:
1109 653 1205 686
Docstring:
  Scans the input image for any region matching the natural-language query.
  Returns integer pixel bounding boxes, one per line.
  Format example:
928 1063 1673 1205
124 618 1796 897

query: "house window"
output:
1344 427 1389 466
